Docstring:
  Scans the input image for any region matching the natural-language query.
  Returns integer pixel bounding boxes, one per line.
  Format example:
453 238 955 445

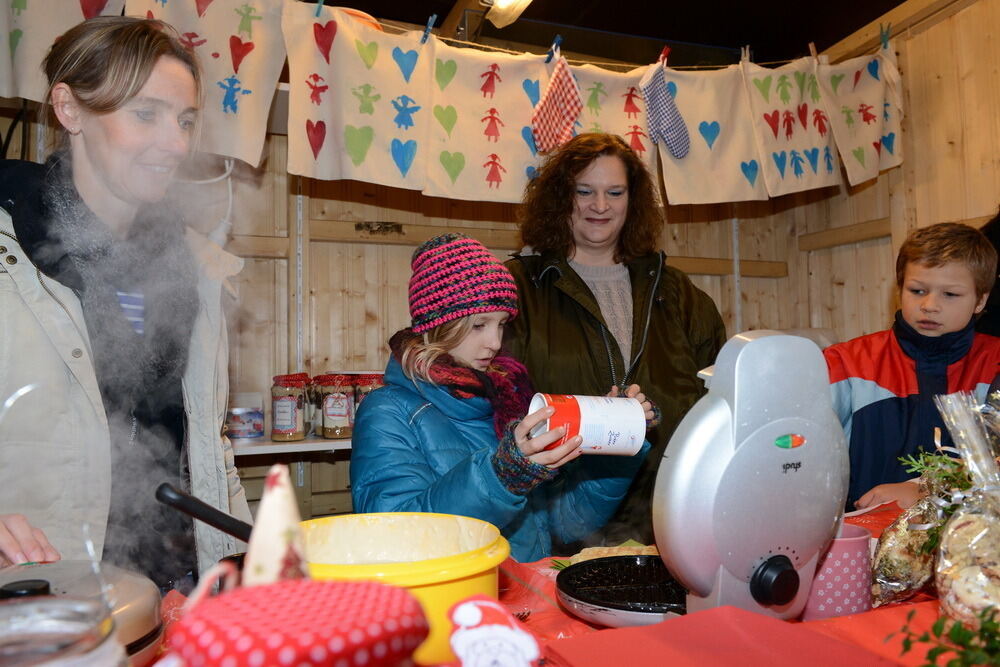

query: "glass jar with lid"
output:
315 374 354 439
271 373 310 441
354 374 385 409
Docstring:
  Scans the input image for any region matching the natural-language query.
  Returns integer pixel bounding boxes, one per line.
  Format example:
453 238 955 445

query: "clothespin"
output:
740 45 751 63
879 23 891 50
658 46 671 65
545 35 563 64
314 0 325 18
421 14 437 44
808 42 817 58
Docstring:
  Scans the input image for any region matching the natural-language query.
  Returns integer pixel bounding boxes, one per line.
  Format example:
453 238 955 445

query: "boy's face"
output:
900 261 987 337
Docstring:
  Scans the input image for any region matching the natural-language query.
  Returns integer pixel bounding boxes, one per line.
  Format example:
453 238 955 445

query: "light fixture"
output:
480 0 533 29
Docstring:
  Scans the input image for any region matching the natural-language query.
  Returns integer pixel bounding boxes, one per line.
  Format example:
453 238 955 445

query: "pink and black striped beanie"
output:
408 233 518 333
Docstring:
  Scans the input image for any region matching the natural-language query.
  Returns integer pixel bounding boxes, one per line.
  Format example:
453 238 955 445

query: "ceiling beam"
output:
441 0 483 39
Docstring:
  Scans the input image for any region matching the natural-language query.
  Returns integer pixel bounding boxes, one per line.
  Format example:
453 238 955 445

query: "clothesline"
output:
376 19 801 72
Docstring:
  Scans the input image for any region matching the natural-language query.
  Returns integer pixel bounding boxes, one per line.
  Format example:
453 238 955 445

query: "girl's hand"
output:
855 481 925 510
608 384 657 424
514 406 583 470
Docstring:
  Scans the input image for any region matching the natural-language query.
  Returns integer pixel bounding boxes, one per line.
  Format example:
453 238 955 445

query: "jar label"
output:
273 396 301 434
323 392 354 427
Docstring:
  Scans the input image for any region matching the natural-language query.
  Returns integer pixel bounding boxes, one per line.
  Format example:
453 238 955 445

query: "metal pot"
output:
0 561 162 666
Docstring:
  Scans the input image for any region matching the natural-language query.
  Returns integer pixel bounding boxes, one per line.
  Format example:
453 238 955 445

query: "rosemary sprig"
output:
896 607 1000 666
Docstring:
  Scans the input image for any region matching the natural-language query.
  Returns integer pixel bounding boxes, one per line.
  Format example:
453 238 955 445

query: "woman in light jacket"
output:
0 17 250 589
351 233 652 562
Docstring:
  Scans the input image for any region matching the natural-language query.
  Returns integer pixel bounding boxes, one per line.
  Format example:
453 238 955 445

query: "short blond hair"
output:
896 222 998 298
398 317 475 384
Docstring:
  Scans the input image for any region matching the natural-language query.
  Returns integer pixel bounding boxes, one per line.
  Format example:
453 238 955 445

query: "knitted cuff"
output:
646 400 662 430
492 420 558 496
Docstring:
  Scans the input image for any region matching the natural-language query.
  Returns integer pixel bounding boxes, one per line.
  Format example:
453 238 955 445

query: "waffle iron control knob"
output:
749 555 799 606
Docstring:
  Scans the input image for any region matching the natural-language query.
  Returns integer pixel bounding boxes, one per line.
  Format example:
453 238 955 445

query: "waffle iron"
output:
652 330 849 619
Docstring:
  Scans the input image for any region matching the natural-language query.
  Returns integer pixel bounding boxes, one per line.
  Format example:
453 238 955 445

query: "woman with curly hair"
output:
504 132 726 547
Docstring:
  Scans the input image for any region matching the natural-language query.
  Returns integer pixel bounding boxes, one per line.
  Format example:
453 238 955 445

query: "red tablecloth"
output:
498 502 945 666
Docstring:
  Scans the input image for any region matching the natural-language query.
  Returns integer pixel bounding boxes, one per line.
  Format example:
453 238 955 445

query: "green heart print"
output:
344 125 374 166
439 151 465 184
355 40 378 69
433 105 458 136
435 59 457 90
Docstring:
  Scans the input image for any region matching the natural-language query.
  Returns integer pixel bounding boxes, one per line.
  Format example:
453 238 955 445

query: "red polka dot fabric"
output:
168 579 428 666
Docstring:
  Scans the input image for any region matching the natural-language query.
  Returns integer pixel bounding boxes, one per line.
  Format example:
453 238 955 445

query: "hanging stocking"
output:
640 63 689 159
531 53 583 153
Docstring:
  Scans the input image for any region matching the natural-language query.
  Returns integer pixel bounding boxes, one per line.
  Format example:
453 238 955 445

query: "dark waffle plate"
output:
555 555 687 627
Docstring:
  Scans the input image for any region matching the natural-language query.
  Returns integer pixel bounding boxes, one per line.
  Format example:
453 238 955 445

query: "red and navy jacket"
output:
824 313 1000 507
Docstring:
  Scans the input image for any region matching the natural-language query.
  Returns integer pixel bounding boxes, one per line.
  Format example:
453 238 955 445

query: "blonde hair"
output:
896 222 998 298
398 317 475 384
41 16 201 150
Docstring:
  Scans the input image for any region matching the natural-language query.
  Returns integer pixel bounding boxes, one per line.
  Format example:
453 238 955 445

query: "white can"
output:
527 393 645 456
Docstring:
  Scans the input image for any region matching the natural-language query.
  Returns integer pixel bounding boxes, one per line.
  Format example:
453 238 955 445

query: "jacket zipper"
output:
622 253 663 386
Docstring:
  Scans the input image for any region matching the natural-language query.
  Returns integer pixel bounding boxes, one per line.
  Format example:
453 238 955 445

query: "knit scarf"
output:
389 329 534 438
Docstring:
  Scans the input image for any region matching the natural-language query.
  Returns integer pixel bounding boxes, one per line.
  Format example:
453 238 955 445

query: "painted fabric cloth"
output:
573 63 658 174
817 44 904 186
132 0 285 167
422 38 546 202
531 54 583 153
0 0 124 101
284 3 431 190
639 63 689 159
743 57 842 197
658 65 768 204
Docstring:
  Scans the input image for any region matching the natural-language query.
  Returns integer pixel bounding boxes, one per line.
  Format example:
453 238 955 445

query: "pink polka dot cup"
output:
801 523 872 621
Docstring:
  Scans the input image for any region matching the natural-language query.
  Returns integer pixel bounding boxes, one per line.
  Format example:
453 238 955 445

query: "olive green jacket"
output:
504 251 726 545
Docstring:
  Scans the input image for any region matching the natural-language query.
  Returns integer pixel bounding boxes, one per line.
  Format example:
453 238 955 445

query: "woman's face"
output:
568 154 629 261
70 56 197 221
448 312 509 371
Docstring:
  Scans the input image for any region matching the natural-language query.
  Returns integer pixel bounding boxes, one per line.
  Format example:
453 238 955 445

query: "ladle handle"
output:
156 482 253 543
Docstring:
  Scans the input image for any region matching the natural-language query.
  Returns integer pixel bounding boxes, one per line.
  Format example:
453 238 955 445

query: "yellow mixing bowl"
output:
302 512 510 665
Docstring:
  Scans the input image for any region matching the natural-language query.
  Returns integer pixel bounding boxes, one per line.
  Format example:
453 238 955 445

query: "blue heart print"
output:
391 138 418 176
521 126 537 155
804 147 820 173
522 79 540 107
772 151 787 178
392 47 419 83
740 160 758 186
867 58 879 81
698 121 720 149
881 132 896 154
525 165 538 180
666 81 677 98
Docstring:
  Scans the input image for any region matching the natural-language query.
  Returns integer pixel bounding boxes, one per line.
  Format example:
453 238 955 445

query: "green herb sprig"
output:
899 451 973 555
896 607 1000 666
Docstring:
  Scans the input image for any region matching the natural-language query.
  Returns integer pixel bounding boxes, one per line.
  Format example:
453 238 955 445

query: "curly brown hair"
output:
519 133 663 263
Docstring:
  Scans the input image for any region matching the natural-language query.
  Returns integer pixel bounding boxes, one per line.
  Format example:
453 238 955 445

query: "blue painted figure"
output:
218 75 252 114
390 95 421 130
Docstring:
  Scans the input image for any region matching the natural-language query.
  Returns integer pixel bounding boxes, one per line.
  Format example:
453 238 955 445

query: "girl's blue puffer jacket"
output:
350 357 649 562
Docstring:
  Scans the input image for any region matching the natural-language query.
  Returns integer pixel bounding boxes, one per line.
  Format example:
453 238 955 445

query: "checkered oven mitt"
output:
640 63 689 159
531 53 583 153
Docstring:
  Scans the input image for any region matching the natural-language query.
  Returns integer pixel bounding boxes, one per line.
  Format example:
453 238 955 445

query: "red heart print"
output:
313 21 337 64
872 140 882 156
229 36 254 75
763 110 780 139
146 10 154 19
79 0 108 19
853 70 862 89
196 0 215 17
306 120 326 159
797 103 808 129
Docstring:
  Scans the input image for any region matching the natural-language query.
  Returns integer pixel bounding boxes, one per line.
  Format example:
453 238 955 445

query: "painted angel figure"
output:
306 73 328 106
391 95 421 129
218 75 252 113
812 108 830 137
585 82 608 115
483 154 506 188
790 150 806 178
179 32 207 50
481 108 504 142
480 64 502 98
841 105 855 128
235 4 263 39
858 103 877 125
352 84 380 115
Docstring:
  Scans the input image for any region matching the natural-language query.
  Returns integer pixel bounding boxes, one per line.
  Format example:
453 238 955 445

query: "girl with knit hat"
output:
350 233 650 562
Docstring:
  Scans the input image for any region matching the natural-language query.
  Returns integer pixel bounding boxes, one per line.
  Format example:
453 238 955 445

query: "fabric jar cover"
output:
816 45 904 186
168 579 429 666
657 64 769 205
